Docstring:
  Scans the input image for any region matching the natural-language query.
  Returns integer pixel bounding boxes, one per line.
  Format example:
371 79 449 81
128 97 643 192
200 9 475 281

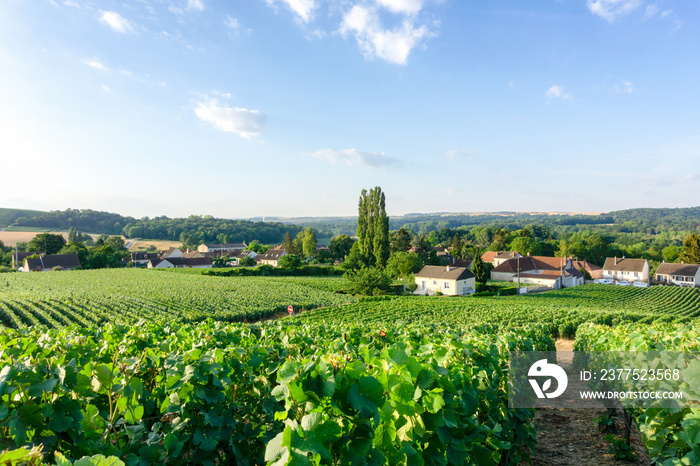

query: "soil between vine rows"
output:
521 340 651 466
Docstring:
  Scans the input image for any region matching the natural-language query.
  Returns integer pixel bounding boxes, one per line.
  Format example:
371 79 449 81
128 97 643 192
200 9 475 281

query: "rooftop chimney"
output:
614 256 617 265
446 265 451 272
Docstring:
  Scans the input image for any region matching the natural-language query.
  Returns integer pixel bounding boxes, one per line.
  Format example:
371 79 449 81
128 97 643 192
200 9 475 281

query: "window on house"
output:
421 280 426 289
433 280 437 286
444 281 449 289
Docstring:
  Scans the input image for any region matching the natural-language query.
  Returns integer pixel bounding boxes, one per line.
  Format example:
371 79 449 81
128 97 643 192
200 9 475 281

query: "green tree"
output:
330 234 354 261
390 228 412 252
27 233 66 255
386 251 422 279
105 236 126 251
302 227 317 258
510 237 535 255
679 233 700 264
292 231 305 257
281 232 294 253
278 254 303 268
470 251 490 285
451 234 463 254
239 255 256 267
341 242 367 271
357 187 390 267
662 245 682 262
344 266 392 296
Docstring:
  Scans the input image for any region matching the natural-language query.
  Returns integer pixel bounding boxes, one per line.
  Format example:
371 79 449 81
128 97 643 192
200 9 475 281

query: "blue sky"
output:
1 0 698 219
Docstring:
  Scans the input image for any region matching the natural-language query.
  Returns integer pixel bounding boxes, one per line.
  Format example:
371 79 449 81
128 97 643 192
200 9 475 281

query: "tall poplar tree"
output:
357 187 390 267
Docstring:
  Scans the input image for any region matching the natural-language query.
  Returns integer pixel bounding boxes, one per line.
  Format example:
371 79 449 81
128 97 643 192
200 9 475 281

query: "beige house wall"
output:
415 276 476 296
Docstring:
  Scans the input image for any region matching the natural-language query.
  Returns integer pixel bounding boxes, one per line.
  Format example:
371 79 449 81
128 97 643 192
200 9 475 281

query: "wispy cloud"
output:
194 98 266 138
101 84 112 93
644 3 659 19
376 0 426 15
265 0 317 23
84 58 109 71
99 11 134 33
545 85 571 99
224 16 239 30
309 148 401 167
587 0 642 22
445 149 472 160
339 5 433 65
187 0 204 11
611 80 634 93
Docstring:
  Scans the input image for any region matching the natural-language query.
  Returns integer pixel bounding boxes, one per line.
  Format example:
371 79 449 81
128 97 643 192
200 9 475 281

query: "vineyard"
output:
299 285 700 338
0 319 553 465
0 270 355 329
574 322 700 465
1 270 700 464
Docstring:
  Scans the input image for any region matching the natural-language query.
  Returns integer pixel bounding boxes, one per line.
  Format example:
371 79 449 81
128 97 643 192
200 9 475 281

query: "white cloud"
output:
224 16 239 30
187 0 204 11
445 149 473 160
309 148 401 167
546 85 571 99
101 84 112 93
339 5 431 65
99 11 134 33
612 80 634 93
587 0 642 22
376 0 426 15
644 3 659 18
265 0 317 23
660 9 672 18
84 58 109 71
194 99 266 138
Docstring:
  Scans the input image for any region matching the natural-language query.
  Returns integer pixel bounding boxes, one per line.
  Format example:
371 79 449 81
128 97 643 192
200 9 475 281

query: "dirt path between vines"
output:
522 339 651 466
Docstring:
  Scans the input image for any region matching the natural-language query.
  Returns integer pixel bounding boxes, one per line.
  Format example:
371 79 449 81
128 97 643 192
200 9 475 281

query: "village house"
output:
490 255 584 289
12 251 44 269
481 251 523 266
655 262 700 287
130 252 160 266
414 265 476 296
147 257 213 269
570 260 603 280
436 249 473 269
197 243 247 254
602 257 650 283
257 248 287 267
23 253 81 272
159 247 184 259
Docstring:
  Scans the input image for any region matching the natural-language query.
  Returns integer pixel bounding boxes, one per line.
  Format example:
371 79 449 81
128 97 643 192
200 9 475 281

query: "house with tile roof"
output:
570 260 603 279
147 257 212 269
655 262 700 287
12 251 44 269
481 251 523 266
415 265 476 296
23 254 81 272
602 257 649 283
258 249 288 267
197 243 247 253
490 255 583 289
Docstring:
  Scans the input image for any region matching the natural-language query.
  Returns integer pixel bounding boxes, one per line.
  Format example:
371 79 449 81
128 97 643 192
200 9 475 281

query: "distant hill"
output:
268 206 700 237
0 208 47 228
